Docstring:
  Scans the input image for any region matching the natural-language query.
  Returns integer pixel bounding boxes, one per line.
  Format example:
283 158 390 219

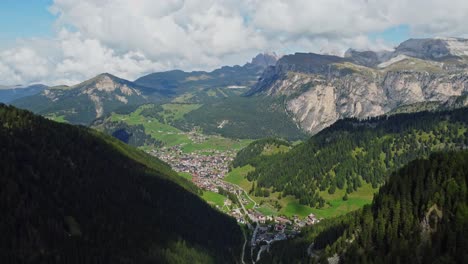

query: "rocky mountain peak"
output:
250 52 280 67
393 37 468 60
21 73 148 123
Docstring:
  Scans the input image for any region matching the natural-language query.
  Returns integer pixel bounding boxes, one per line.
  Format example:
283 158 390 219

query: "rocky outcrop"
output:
248 40 468 134
79 74 143 118
394 38 468 60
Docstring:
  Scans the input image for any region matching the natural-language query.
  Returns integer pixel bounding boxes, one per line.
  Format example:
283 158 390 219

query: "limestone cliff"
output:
248 38 468 134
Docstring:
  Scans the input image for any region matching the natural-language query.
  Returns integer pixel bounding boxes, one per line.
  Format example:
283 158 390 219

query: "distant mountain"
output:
12 73 153 125
250 52 280 68
0 104 242 263
135 53 279 94
0 84 47 103
247 38 468 134
260 151 468 263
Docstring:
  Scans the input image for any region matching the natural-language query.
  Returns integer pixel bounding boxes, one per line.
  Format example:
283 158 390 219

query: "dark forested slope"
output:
0 104 242 263
260 151 468 264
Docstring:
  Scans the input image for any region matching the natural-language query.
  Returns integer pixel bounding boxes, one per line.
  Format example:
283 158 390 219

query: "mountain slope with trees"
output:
235 108 468 208
260 151 468 263
0 104 242 263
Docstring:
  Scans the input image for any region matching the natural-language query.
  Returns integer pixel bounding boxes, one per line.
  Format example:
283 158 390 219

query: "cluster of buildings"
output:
253 224 297 246
149 144 236 193
290 213 321 229
250 213 323 247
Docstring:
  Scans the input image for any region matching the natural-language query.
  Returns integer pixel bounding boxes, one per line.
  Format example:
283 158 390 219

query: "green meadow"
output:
225 165 378 219
109 104 251 152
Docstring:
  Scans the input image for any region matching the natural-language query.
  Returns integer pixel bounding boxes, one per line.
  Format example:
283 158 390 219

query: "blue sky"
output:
0 0 55 46
370 25 411 47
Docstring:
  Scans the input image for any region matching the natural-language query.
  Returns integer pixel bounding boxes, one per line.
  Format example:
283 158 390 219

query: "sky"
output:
1 0 467 86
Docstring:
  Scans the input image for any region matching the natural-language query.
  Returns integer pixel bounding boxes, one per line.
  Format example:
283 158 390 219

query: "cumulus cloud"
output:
0 30 164 85
1 0 468 85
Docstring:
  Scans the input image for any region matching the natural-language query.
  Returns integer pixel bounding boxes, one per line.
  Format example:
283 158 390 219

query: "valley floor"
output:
96 102 380 262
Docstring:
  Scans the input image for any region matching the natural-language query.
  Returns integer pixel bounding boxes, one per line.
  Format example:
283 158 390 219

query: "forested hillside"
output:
178 95 306 140
260 151 468 264
0 104 242 263
232 138 291 168
235 108 468 208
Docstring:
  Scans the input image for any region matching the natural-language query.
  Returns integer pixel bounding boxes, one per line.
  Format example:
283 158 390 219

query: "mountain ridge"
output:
247 38 468 134
0 84 47 103
134 52 279 93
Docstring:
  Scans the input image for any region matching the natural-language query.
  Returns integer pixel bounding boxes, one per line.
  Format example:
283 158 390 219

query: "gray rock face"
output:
393 38 468 60
250 52 280 68
394 38 452 60
345 49 382 67
248 42 468 134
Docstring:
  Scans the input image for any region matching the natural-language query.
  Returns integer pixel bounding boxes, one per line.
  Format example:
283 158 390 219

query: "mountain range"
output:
134 52 279 93
10 53 278 126
6 38 468 139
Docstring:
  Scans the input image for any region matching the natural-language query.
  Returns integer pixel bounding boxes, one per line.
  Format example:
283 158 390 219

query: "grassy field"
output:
178 172 193 181
310 181 378 218
224 165 255 191
160 103 202 122
261 144 290 156
45 113 68 123
202 191 228 210
110 105 191 146
279 196 315 217
181 137 252 153
225 165 378 219
256 205 278 216
109 104 251 152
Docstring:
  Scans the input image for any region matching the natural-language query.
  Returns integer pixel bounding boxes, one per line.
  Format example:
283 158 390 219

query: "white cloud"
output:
1 0 468 85
0 30 164 86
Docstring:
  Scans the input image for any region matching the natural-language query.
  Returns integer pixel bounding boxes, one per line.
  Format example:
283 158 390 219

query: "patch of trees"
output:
232 138 291 168
100 120 163 147
217 187 241 206
140 104 165 122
